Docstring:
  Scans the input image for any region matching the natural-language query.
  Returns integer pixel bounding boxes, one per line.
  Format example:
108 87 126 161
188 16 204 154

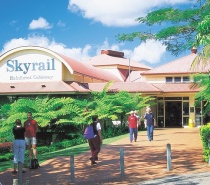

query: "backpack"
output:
29 159 40 169
83 124 95 140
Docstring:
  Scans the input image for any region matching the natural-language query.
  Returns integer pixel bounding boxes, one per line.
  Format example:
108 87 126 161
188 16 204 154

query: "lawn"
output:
0 133 128 172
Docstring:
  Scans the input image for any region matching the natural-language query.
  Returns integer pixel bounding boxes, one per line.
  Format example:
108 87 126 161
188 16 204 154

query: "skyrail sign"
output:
0 53 62 82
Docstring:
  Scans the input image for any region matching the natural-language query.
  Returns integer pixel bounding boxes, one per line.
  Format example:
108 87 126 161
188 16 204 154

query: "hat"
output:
130 111 134 114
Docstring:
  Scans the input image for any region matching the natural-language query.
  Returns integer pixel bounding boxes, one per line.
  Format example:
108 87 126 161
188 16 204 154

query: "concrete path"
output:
138 171 210 185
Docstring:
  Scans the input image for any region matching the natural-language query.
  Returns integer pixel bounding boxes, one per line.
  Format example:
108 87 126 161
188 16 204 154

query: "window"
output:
165 97 182 100
166 77 173 83
183 76 190 82
174 77 181 82
183 102 189 115
165 76 190 83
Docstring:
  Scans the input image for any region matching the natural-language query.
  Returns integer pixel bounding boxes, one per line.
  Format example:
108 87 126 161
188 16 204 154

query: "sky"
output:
0 0 196 68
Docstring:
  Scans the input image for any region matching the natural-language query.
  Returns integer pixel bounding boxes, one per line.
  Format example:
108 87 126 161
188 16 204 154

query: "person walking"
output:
12 119 26 174
24 112 39 162
144 107 156 141
88 115 102 165
128 111 138 142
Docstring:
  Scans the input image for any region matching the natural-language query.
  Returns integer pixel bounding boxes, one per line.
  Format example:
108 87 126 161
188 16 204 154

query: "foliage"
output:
86 81 155 126
0 153 13 162
191 14 210 115
117 0 210 56
0 96 77 141
196 15 210 45
102 125 128 138
0 82 154 143
200 124 210 162
191 44 210 71
191 73 210 115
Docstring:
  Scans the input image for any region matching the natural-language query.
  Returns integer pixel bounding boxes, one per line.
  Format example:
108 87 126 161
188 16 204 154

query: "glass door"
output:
157 101 164 127
182 102 189 127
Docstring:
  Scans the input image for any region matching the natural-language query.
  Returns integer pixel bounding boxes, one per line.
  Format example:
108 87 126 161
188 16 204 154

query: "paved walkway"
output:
0 128 210 185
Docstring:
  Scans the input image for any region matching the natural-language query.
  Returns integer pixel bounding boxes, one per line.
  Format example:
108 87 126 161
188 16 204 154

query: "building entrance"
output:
165 101 182 127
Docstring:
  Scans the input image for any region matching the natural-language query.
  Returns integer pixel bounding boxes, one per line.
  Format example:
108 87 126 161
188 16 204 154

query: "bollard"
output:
70 155 75 183
166 143 172 171
120 148 125 178
18 162 22 185
13 179 18 185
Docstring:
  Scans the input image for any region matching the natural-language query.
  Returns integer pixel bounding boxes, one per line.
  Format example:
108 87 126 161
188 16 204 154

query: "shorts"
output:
25 137 37 145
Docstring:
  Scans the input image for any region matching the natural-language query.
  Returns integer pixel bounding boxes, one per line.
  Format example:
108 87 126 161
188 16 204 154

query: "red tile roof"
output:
0 81 200 95
152 83 200 93
0 81 90 95
141 53 201 75
84 54 152 70
87 82 200 93
0 47 203 95
87 82 162 93
56 53 121 82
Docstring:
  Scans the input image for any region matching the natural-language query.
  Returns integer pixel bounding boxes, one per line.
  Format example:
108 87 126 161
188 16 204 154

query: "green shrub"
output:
0 156 9 162
200 125 210 162
37 146 50 155
0 153 13 162
102 125 128 139
48 145 57 152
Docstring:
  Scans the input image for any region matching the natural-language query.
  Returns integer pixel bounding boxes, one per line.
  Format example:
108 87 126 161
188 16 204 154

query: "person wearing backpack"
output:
88 115 102 165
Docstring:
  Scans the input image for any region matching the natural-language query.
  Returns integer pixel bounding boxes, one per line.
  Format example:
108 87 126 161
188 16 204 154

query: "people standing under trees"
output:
12 119 26 174
88 115 103 165
128 111 138 143
144 107 156 141
24 112 39 164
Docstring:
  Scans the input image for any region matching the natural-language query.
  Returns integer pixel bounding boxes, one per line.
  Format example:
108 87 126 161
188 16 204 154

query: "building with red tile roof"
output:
0 46 208 128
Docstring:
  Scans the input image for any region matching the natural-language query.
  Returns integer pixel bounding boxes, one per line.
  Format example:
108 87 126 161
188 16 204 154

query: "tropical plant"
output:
86 81 155 127
0 82 155 142
0 96 77 141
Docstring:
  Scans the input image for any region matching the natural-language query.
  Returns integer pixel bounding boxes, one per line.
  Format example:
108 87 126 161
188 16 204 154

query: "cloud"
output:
0 36 166 65
130 40 166 63
0 36 91 61
29 17 52 30
68 0 193 27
